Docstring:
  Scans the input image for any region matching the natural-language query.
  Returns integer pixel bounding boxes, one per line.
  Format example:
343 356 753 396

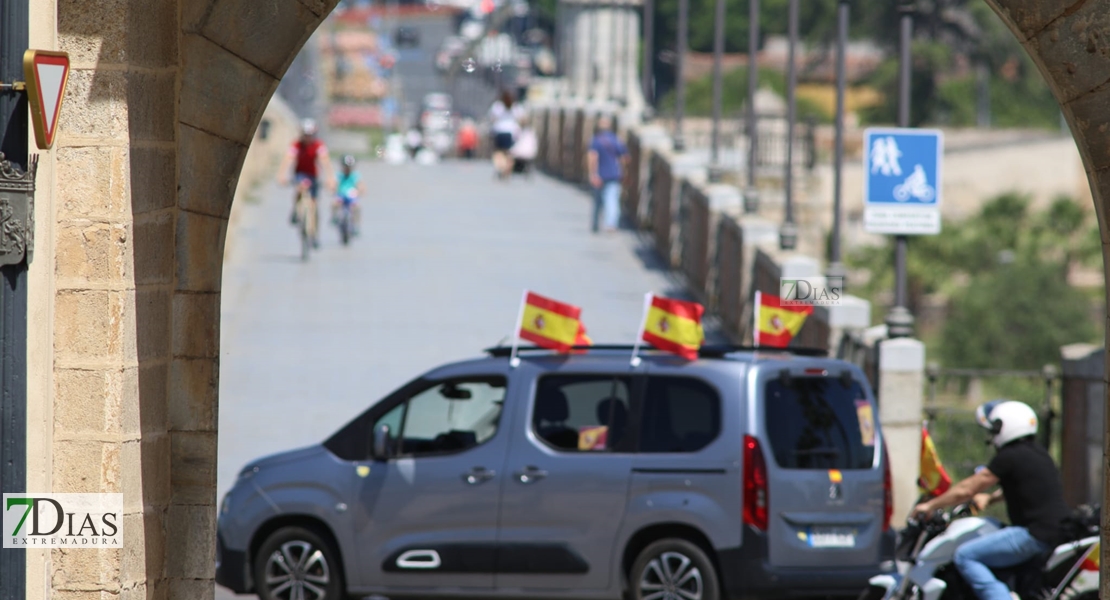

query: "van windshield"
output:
764 377 876 470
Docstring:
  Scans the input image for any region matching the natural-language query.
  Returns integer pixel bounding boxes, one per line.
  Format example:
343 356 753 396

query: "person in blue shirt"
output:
587 116 628 233
332 155 365 236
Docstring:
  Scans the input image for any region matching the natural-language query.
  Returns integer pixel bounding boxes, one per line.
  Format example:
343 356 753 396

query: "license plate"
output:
808 529 856 548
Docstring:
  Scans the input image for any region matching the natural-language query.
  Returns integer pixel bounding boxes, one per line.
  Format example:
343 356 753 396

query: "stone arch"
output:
49 0 336 596
39 0 1110 596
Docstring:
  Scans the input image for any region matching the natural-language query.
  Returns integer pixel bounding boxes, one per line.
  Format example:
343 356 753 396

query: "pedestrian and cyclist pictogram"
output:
863 127 943 235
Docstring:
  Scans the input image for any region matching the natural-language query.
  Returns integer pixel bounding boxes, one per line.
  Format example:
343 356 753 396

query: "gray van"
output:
216 345 895 600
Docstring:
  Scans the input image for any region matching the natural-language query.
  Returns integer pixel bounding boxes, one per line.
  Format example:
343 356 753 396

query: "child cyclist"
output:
332 155 365 236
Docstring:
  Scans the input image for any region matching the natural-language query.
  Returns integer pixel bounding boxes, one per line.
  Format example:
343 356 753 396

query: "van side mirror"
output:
372 424 392 460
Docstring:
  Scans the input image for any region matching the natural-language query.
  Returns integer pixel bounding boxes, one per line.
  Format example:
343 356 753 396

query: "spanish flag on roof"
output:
753 291 812 348
640 295 705 360
518 291 591 353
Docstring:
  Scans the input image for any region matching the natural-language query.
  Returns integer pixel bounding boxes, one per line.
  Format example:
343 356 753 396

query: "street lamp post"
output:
609 0 619 101
886 3 915 338
642 0 654 107
780 0 799 250
744 0 760 213
826 0 849 288
673 0 688 151
708 0 726 182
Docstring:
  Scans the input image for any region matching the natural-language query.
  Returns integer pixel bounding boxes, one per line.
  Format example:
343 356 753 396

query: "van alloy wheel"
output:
254 527 344 600
638 551 704 600
264 540 331 600
630 539 719 600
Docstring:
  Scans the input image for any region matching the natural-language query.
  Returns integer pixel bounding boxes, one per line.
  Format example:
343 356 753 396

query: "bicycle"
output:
294 181 318 261
335 195 354 246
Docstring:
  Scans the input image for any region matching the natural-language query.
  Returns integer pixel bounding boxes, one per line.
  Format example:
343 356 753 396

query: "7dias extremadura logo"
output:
4 494 123 548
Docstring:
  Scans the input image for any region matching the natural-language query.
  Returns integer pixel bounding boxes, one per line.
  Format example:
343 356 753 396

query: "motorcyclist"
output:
913 400 1070 600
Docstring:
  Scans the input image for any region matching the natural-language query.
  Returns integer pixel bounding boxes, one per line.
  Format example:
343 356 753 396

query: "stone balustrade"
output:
532 99 871 355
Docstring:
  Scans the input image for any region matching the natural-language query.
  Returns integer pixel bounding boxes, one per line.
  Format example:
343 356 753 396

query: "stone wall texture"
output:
22 0 1110 596
45 0 337 597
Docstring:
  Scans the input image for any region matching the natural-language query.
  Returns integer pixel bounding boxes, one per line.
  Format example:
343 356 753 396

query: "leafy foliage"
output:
939 259 1095 370
848 193 1101 370
657 66 830 121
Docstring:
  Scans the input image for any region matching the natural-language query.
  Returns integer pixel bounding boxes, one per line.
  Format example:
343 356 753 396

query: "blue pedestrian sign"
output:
862 127 943 235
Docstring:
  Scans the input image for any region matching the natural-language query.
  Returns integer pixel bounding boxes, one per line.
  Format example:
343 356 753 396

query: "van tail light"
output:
882 445 893 532
743 435 769 532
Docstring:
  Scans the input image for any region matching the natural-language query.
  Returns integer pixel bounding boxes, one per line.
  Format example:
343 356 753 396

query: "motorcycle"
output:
860 502 1100 600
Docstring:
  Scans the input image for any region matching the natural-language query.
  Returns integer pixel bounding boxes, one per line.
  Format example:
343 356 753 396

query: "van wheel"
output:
253 526 345 600
629 538 719 600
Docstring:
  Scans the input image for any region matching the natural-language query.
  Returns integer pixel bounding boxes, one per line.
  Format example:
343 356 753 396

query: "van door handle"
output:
515 466 548 484
462 467 495 485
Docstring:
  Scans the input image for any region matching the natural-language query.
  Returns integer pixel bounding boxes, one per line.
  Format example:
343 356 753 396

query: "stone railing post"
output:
878 337 926 529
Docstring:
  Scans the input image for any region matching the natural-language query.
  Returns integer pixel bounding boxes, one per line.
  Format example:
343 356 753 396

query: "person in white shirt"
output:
488 89 523 180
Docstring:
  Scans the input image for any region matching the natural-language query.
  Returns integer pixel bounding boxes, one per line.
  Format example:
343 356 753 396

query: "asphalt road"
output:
214 158 726 599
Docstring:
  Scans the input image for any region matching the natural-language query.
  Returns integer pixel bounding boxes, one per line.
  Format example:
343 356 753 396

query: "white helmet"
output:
301 118 318 136
975 400 1038 448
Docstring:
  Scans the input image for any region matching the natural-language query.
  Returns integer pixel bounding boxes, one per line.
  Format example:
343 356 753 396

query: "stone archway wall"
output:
979 1 1109 595
29 0 1110 596
43 0 336 597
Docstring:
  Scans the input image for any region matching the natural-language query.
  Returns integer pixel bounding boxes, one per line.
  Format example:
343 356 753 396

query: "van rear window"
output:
764 377 875 470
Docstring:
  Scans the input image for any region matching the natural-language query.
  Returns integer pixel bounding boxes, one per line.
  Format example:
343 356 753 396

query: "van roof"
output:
482 344 829 362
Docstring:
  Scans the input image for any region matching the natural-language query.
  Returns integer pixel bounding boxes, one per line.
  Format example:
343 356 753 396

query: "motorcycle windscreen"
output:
762 375 884 568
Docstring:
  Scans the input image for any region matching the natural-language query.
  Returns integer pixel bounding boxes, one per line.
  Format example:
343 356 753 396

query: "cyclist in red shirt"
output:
278 119 336 239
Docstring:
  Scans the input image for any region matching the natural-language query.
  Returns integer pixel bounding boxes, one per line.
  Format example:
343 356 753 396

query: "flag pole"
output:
753 290 762 347
510 289 528 368
630 292 653 367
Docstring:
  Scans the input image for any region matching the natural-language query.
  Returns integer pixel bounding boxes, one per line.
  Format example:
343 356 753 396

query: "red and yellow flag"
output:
754 291 813 348
641 295 705 360
918 425 952 497
519 292 591 353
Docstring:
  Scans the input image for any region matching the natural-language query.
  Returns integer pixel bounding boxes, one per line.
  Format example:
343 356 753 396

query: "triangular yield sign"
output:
23 50 70 150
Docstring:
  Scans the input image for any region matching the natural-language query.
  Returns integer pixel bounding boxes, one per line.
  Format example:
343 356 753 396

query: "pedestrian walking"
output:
510 114 538 178
488 89 523 180
457 118 479 159
587 115 628 233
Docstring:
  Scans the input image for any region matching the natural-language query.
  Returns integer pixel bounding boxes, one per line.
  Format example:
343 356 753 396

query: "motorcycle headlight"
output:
238 465 259 480
220 495 231 515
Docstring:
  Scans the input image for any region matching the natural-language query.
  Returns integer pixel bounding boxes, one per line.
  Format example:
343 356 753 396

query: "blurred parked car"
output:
394 26 419 48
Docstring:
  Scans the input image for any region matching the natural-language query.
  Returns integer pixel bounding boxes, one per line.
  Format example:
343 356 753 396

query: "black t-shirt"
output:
987 437 1070 546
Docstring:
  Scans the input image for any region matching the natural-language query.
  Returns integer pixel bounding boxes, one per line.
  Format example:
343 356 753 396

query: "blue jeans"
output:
592 181 621 232
953 526 1049 600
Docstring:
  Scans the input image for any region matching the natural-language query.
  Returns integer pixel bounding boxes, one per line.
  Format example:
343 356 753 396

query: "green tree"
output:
658 66 829 121
847 193 1101 350
939 258 1096 370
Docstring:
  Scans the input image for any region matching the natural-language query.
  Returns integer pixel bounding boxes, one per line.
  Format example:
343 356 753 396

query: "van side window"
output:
640 377 721 453
532 375 633 452
764 377 875 470
374 377 507 457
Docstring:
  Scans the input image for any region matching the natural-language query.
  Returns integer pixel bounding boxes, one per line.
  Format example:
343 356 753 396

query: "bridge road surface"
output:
214 158 728 599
